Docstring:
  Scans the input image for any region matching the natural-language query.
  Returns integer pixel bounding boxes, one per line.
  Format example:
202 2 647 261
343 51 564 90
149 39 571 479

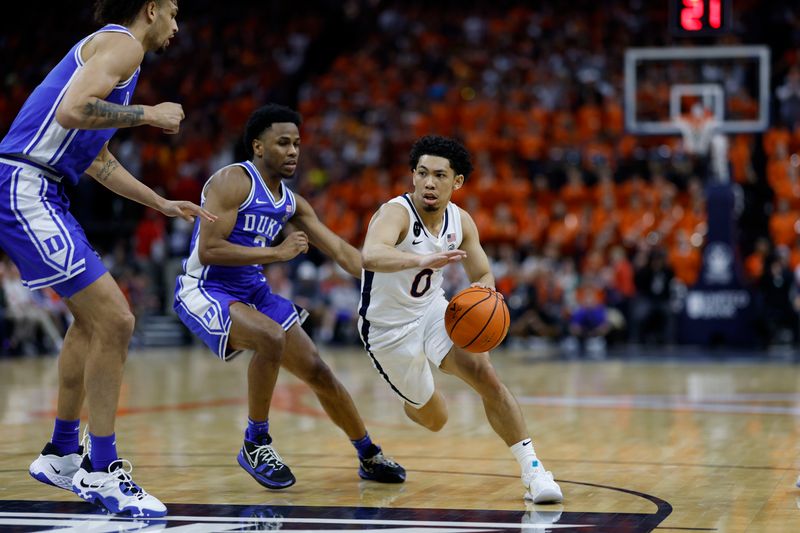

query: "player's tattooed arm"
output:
56 33 183 132
81 99 145 128
96 155 119 182
86 147 120 182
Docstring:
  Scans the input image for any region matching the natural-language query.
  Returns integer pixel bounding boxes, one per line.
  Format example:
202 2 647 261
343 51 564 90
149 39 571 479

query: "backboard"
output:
624 45 770 136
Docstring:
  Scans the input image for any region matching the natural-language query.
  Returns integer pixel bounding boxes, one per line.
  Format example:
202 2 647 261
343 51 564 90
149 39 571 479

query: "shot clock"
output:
669 0 733 36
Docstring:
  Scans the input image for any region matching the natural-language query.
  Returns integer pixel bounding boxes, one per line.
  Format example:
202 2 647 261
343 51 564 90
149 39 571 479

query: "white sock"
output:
510 438 543 475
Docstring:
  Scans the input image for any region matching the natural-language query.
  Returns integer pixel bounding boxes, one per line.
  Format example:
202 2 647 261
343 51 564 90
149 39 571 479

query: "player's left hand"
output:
159 200 217 223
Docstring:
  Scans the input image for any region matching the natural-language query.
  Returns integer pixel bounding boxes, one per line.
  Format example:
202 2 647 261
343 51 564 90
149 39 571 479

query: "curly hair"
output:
243 104 303 158
94 0 177 25
409 135 473 179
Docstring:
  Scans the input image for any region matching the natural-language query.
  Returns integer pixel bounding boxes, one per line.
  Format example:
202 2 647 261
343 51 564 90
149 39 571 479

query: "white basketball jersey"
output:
359 194 463 327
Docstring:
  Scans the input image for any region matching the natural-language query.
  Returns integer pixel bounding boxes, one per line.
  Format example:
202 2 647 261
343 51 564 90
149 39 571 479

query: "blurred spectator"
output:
604 245 636 332
756 250 798 345
508 265 564 343
776 66 800 129
669 230 702 287
744 237 771 284
0 258 67 355
631 249 675 345
133 209 166 263
566 286 611 358
769 198 800 247
318 264 360 345
291 261 324 337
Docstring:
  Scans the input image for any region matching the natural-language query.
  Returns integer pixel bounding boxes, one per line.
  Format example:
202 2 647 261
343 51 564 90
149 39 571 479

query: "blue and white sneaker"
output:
29 442 84 491
237 437 296 490
72 456 167 518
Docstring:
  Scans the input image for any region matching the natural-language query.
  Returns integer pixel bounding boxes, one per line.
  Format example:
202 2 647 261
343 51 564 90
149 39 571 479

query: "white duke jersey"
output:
359 194 463 327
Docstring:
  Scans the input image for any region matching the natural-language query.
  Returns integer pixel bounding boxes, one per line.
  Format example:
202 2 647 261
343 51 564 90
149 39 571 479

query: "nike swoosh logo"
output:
412 239 423 245
79 479 92 488
255 199 270 205
245 448 259 469
50 465 61 474
522 439 531 447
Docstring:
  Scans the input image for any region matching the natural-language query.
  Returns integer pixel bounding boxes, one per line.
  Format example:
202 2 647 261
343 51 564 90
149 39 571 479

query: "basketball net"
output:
674 105 729 183
675 106 716 156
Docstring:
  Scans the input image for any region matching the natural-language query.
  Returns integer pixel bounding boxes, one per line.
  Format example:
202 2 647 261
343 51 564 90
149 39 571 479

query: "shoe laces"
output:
88 459 149 500
523 469 553 486
363 452 398 468
252 443 287 470
80 426 91 457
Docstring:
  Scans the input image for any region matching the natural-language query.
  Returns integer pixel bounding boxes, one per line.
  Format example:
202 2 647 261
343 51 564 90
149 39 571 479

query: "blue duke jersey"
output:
360 194 464 327
0 24 139 185
182 161 297 284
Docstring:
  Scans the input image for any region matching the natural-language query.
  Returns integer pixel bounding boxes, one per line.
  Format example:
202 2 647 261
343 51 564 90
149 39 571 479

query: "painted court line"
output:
0 511 590 529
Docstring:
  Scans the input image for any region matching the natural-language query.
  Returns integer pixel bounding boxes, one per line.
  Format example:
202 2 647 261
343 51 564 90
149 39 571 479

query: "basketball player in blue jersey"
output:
173 103 405 490
0 0 215 518
359 136 563 503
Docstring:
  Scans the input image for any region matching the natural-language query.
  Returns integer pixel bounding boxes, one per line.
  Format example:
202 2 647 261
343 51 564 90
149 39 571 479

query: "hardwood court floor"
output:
1 346 799 531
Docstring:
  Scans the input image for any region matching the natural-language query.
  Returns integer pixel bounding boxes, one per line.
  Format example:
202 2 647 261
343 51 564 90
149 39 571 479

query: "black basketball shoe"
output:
237 436 296 490
358 445 406 483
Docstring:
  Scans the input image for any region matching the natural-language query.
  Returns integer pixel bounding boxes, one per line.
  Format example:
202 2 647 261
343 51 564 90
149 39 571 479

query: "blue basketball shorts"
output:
174 274 302 360
0 159 107 298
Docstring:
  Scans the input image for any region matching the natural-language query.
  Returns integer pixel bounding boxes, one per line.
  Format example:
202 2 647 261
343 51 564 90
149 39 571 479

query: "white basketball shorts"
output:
358 295 453 406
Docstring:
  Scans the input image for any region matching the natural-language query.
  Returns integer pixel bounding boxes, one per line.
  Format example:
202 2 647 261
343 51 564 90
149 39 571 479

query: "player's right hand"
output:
419 249 467 269
150 102 184 134
278 231 309 260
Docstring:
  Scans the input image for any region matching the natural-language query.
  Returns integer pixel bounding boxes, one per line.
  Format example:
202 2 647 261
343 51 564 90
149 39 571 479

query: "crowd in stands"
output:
2 0 800 356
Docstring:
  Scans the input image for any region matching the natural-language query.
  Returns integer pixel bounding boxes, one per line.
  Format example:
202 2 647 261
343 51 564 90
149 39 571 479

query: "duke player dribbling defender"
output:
359 135 563 503
0 0 215 518
173 104 405 489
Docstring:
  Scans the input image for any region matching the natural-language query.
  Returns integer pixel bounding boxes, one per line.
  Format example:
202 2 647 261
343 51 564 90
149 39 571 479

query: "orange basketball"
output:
444 286 510 353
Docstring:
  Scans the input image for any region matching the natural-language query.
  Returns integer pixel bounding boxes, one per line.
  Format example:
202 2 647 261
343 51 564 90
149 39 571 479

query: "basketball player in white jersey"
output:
0 0 214 518
173 104 405 490
359 136 563 503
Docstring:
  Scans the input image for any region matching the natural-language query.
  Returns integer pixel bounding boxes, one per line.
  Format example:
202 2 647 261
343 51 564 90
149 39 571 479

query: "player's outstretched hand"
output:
278 231 309 260
159 200 217 223
419 249 467 270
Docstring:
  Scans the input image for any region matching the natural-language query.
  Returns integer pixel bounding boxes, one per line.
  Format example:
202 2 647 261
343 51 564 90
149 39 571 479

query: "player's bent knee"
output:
477 369 504 394
424 416 447 432
405 400 447 431
253 326 286 352
303 359 335 390
99 308 135 341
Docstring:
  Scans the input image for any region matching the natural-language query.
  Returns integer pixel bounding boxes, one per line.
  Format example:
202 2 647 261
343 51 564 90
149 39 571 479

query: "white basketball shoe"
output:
72 456 167 518
29 442 84 491
522 469 563 504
